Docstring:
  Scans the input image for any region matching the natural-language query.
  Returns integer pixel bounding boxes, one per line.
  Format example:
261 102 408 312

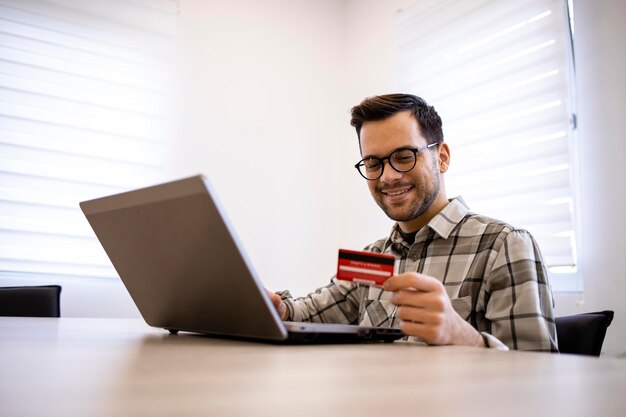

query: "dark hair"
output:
350 94 443 145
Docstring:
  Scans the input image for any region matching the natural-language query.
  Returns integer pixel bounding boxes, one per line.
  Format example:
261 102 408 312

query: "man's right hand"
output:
266 290 288 321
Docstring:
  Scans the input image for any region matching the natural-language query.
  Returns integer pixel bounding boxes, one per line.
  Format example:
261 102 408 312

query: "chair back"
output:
0 285 62 317
555 310 614 356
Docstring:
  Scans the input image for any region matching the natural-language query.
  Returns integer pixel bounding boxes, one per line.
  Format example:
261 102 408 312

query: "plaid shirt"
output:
279 197 558 352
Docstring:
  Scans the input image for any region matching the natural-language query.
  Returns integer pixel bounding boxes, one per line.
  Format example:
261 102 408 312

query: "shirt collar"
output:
383 196 470 251
426 196 470 239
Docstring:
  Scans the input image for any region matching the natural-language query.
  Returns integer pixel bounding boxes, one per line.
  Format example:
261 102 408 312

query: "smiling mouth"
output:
380 186 413 197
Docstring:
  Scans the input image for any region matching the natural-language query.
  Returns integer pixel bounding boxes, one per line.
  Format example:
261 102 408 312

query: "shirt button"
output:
411 255 418 262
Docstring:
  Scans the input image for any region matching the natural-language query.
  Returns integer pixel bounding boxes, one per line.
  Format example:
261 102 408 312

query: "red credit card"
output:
336 249 396 286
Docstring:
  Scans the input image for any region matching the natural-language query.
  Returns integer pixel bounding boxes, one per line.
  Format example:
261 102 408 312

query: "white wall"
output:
171 0 417 298
171 0 351 297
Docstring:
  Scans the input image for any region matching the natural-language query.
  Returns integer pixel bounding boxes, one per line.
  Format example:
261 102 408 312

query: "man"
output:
269 94 557 351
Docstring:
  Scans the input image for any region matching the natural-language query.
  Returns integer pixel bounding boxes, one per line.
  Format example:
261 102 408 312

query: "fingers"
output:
384 273 447 311
267 290 280 305
277 302 287 321
382 273 451 344
266 289 281 304
395 305 443 325
383 272 443 293
393 302 448 345
382 274 481 346
266 289 288 320
396 320 444 345
391 289 447 311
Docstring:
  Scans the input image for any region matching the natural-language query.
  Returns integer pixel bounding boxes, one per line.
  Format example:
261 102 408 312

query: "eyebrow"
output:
361 145 416 160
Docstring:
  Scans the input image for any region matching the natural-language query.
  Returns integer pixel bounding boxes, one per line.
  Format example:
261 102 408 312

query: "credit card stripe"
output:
353 278 378 285
338 251 395 265
338 265 392 277
338 259 392 271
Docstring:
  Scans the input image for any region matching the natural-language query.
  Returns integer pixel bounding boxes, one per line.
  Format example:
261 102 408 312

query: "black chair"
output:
0 285 62 317
555 310 614 356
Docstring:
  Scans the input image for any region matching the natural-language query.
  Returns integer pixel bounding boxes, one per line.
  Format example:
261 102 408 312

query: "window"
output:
0 0 177 283
395 0 580 291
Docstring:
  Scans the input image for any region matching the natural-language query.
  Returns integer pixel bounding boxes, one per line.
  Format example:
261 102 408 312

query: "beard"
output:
374 155 441 222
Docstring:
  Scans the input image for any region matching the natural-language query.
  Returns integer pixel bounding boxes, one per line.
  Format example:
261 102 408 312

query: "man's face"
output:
359 111 444 230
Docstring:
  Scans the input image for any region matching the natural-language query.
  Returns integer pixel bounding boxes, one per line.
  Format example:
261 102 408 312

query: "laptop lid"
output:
80 175 289 341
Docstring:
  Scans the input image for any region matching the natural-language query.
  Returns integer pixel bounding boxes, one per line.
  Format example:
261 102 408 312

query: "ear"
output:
438 143 450 173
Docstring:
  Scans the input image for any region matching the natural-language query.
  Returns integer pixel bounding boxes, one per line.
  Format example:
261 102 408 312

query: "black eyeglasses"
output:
354 143 439 180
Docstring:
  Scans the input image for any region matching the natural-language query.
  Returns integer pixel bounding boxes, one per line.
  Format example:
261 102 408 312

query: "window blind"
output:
0 0 177 281
395 0 580 290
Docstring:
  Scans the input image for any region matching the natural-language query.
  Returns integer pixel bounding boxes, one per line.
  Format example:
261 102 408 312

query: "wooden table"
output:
1 317 625 417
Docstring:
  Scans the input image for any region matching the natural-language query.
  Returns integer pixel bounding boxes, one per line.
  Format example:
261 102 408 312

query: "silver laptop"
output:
80 175 403 344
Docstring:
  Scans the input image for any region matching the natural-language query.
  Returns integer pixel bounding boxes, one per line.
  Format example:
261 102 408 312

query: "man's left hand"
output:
383 272 485 347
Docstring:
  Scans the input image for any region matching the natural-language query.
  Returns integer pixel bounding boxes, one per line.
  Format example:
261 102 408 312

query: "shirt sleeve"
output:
276 279 364 324
484 229 558 352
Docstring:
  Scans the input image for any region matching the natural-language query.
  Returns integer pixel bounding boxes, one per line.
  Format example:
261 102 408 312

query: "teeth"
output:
386 189 410 196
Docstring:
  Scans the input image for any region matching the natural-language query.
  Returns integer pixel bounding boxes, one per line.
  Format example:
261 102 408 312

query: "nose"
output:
379 159 403 183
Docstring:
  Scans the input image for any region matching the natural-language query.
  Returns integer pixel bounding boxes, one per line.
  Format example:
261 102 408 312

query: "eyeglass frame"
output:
354 142 440 180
